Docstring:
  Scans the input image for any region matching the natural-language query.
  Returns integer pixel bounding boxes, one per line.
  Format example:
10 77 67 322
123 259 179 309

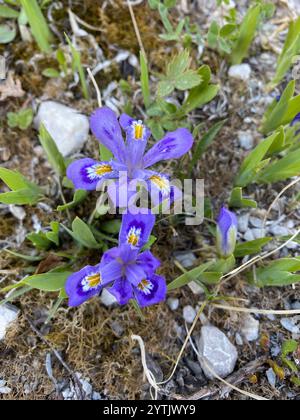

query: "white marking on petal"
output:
81 272 102 292
86 164 113 180
137 279 154 295
127 226 142 247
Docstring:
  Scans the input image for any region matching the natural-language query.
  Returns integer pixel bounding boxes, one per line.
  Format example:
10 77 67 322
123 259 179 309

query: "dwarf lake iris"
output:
66 212 167 308
66 107 194 207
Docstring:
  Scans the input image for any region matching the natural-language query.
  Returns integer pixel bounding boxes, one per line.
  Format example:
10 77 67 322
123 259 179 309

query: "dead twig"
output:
172 356 268 400
24 315 86 400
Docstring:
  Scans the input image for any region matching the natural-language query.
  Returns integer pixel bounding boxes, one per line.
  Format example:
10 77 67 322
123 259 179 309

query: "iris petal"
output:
134 274 167 308
90 107 126 163
67 158 116 191
119 213 155 249
143 128 194 168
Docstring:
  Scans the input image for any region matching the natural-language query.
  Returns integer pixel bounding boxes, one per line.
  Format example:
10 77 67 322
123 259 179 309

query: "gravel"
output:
183 306 197 324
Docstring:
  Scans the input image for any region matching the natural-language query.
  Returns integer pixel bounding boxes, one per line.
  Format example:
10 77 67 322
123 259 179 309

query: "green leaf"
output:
282 340 298 357
251 258 300 287
235 131 279 187
46 221 60 246
181 83 219 115
23 271 71 292
42 68 60 78
57 189 87 211
0 168 29 190
4 249 43 262
234 238 272 258
261 81 295 135
0 168 42 205
174 70 202 91
27 232 52 251
189 120 226 174
62 217 100 249
229 187 257 208
0 22 16 43
101 219 122 234
65 34 89 100
140 50 151 109
0 5 19 18
141 235 157 251
168 262 213 291
231 5 261 65
0 188 42 205
270 17 300 88
20 0 52 53
7 108 33 130
39 124 66 177
258 148 300 184
157 79 174 97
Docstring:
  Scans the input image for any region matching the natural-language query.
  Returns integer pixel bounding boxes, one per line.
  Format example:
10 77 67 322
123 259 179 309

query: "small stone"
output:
0 304 20 341
291 301 300 310
235 333 244 346
266 368 276 388
0 148 11 162
188 281 205 295
34 101 89 157
174 252 197 268
183 306 197 324
238 214 250 233
229 64 252 82
110 320 124 337
9 205 26 221
0 386 11 395
241 315 260 342
252 228 266 239
249 217 264 228
198 325 238 379
100 289 117 307
244 229 255 242
238 132 254 151
167 298 179 311
269 225 289 237
280 318 300 334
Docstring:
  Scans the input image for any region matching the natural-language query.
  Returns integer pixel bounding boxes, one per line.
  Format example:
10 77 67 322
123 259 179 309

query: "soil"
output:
0 0 299 401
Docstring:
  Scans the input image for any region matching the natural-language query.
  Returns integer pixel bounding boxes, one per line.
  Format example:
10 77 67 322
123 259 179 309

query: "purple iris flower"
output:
65 213 167 308
216 207 238 258
66 107 194 207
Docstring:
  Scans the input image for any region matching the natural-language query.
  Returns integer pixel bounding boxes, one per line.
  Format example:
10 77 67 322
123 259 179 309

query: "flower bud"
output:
216 207 238 258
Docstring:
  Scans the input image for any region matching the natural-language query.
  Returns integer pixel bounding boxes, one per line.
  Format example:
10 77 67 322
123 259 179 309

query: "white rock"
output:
100 289 117 307
34 101 89 157
235 333 244 346
198 326 238 379
252 228 266 239
167 298 179 311
269 225 289 237
9 205 26 221
280 318 300 335
174 252 197 268
238 132 254 150
238 214 250 233
229 64 252 82
188 281 205 295
241 315 260 342
0 304 19 341
244 229 255 242
183 306 197 324
249 217 263 228
266 368 276 388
